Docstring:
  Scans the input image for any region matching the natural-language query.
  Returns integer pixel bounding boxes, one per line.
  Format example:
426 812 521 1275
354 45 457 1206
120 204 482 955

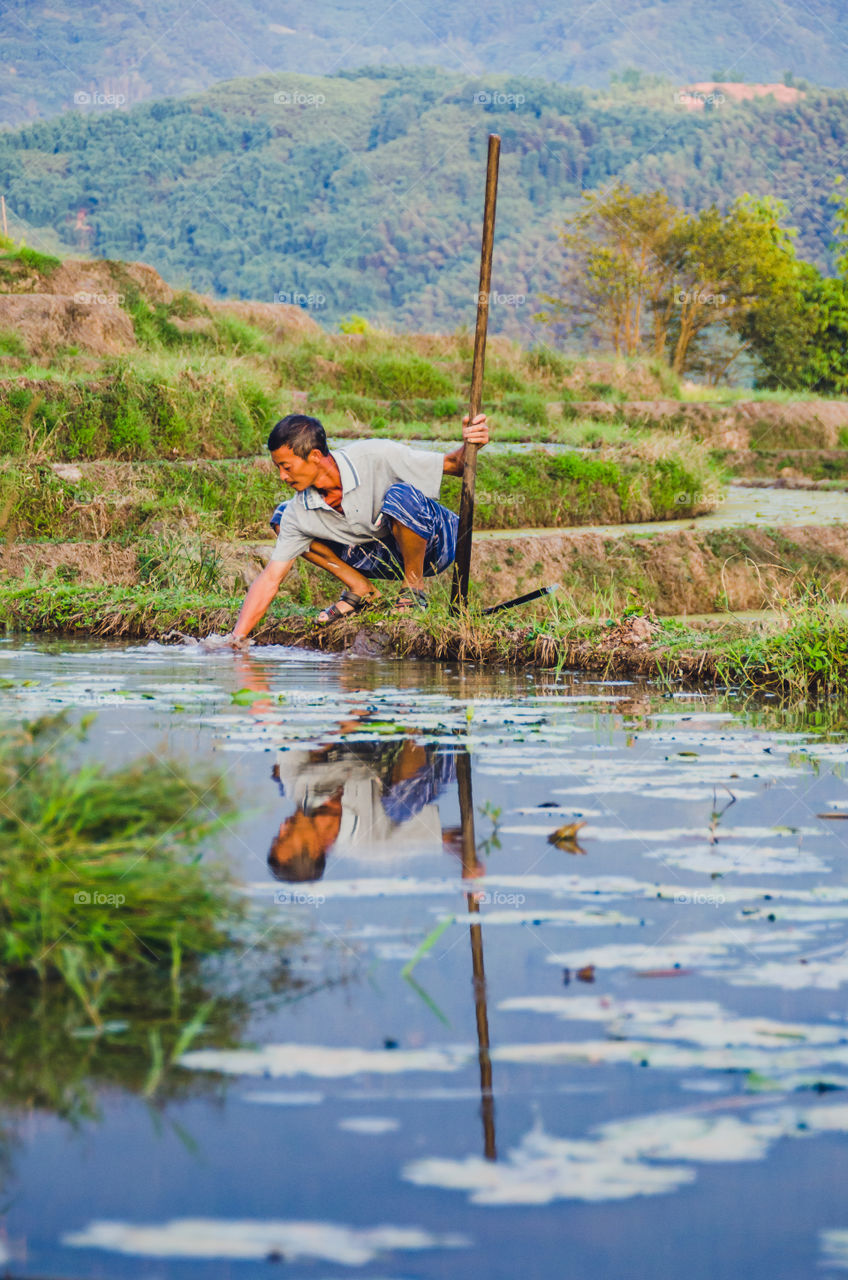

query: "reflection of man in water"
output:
269 740 464 882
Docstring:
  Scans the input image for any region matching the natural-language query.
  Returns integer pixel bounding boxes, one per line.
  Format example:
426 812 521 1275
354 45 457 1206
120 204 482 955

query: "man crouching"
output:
229 410 489 641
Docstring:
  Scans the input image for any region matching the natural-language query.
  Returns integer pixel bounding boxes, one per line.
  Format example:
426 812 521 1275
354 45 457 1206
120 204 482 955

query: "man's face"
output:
271 445 322 491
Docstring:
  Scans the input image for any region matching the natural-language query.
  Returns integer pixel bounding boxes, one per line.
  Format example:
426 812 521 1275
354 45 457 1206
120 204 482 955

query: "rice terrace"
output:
2 6 848 1278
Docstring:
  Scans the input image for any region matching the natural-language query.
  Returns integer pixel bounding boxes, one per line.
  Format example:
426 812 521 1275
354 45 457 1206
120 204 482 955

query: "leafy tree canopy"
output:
1 68 847 344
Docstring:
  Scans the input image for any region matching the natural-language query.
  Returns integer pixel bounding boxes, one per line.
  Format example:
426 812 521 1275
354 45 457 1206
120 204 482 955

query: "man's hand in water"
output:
197 632 251 652
226 632 252 651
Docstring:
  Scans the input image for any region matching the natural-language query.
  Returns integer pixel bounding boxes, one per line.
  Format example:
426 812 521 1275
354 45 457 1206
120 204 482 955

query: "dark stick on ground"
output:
482 584 558 616
457 748 497 1161
451 133 501 613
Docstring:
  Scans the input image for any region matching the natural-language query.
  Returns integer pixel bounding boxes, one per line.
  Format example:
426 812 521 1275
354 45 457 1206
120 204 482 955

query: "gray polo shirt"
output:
269 439 444 563
275 748 442 859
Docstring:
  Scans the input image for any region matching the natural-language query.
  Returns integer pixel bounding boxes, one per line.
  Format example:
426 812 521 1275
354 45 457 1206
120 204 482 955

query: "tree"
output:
742 183 848 392
832 176 848 276
746 261 848 393
541 188 800 380
668 195 799 377
537 183 686 357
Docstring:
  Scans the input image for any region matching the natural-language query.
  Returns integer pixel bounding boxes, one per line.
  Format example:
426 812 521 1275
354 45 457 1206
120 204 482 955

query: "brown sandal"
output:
317 589 378 625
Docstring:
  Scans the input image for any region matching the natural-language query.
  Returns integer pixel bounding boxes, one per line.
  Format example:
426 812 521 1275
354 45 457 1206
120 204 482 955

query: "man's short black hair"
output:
267 846 327 882
267 414 329 459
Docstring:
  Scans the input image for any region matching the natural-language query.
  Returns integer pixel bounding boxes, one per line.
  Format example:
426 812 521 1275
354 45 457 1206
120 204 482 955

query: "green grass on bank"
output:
0 359 276 460
0 244 844 471
715 449 848 482
714 590 848 696
678 385 833 405
0 299 843 465
0 709 300 1111
444 439 721 527
2 581 847 696
0 359 654 461
0 261 684 462
0 580 242 637
0 436 722 542
0 715 249 1011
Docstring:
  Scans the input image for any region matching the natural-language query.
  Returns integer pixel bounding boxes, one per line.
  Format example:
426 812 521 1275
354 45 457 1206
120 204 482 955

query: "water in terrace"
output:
4 638 848 1278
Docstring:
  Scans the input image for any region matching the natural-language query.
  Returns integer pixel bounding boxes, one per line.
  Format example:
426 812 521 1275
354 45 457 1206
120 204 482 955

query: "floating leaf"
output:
230 688 270 706
548 820 587 852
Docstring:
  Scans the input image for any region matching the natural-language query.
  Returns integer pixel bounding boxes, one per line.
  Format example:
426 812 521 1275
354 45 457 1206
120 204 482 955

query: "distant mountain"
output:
0 68 846 337
0 0 846 124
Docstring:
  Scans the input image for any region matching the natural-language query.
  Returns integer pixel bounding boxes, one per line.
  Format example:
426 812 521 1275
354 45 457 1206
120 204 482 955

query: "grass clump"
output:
136 535 225 592
0 360 274 459
717 589 848 694
339 351 455 399
121 285 186 350
211 313 269 355
445 437 721 528
0 242 62 277
0 329 28 360
0 716 244 1015
120 286 265 357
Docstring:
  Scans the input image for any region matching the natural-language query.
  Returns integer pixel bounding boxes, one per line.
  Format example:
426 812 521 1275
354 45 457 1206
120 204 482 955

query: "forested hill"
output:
0 0 846 124
1 68 847 336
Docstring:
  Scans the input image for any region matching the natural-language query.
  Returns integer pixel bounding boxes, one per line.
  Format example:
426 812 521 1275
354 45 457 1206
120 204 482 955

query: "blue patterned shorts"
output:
270 483 458 580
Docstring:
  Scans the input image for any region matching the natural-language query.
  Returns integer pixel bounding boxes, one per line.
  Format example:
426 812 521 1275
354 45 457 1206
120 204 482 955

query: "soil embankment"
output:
560 400 848 450
6 518 848 616
0 580 722 683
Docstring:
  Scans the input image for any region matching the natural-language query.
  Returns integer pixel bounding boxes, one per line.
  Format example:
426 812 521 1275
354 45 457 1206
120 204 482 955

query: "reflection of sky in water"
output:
4 637 848 1278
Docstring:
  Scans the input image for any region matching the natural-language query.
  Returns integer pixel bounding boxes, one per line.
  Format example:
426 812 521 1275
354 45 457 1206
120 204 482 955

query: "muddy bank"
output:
561 400 848 449
6 520 848 615
729 476 848 492
718 449 848 483
5 578 846 694
0 581 719 682
470 523 848 615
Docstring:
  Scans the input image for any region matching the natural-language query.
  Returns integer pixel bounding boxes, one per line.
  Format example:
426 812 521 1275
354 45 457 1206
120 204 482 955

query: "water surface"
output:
3 639 848 1278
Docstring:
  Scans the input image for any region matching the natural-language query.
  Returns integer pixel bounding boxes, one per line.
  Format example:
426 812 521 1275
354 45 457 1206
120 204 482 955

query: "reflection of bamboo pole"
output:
457 749 496 1161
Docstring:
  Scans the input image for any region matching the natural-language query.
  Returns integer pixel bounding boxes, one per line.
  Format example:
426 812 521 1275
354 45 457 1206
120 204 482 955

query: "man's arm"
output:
231 558 293 643
442 413 489 476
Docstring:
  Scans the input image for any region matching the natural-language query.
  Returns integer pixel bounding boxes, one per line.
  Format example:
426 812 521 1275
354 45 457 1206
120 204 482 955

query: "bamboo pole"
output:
1 197 7 238
450 133 501 611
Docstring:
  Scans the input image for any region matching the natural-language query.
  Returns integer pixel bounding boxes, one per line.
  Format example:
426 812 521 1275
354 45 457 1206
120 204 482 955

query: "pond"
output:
3 639 848 1278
